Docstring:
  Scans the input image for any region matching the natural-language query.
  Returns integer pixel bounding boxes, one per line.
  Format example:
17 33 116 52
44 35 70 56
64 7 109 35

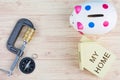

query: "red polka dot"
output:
103 21 109 27
77 22 84 30
103 4 108 9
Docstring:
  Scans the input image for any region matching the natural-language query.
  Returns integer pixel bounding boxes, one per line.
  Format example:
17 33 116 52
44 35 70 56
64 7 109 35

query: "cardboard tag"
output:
78 35 93 70
80 35 92 42
78 36 116 78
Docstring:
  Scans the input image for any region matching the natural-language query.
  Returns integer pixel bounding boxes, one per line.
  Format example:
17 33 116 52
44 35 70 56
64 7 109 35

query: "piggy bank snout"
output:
70 15 74 26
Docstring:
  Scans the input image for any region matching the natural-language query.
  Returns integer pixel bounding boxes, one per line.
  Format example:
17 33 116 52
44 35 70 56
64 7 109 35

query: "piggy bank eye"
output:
71 14 74 16
85 5 91 11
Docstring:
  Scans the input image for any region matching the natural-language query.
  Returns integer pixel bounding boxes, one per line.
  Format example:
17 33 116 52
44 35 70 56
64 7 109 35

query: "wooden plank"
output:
0 60 119 80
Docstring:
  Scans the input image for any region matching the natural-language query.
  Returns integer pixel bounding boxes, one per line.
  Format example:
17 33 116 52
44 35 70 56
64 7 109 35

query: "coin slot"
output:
88 14 104 17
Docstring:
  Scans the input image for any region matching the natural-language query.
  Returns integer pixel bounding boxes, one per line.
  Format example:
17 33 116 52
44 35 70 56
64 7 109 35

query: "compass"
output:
19 57 35 74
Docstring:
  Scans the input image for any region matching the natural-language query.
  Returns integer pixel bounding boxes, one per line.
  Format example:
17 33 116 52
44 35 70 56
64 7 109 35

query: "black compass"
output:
19 57 35 74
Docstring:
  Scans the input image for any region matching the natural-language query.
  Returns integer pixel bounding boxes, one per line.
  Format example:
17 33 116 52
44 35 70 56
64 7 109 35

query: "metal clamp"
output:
0 18 35 76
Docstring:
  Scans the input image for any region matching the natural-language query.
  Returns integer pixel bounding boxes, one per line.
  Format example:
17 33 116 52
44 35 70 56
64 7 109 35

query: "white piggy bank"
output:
70 0 117 34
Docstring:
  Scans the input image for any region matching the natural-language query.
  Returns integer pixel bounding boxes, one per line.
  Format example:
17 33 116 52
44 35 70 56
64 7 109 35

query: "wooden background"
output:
0 0 120 80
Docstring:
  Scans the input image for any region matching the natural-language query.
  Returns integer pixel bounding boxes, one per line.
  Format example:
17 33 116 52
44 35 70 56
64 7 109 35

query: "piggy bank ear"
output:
74 5 81 14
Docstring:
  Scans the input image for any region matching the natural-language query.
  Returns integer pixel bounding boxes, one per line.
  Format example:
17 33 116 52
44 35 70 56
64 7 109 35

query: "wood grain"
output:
0 0 120 80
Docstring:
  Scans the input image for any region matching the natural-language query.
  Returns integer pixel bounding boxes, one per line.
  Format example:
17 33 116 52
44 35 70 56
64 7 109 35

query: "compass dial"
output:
19 57 35 74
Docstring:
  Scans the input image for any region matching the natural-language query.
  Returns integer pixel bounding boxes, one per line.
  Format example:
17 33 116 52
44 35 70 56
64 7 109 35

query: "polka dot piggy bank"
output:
70 0 117 34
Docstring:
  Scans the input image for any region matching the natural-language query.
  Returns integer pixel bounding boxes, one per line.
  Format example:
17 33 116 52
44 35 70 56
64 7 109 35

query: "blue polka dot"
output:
85 5 91 11
88 22 95 28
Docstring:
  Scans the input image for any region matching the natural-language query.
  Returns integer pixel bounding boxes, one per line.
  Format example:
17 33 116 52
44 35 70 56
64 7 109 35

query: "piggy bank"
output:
70 0 117 34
